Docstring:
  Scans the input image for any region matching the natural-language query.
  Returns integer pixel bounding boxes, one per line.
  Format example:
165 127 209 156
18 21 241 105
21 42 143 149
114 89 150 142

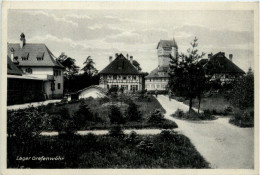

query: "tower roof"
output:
156 38 178 49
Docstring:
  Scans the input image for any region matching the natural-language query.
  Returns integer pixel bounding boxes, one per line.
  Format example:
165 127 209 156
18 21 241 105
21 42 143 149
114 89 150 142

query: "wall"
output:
53 68 64 98
99 74 143 91
145 77 169 91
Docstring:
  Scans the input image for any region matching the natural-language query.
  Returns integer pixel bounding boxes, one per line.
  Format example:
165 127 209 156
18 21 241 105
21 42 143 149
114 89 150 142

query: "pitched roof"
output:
99 54 140 75
156 38 178 49
204 52 245 74
197 59 208 67
7 43 64 68
7 56 23 76
145 66 170 78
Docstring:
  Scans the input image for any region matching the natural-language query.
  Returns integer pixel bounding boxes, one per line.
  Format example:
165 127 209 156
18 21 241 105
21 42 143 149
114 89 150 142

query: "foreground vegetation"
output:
171 109 216 121
8 130 209 168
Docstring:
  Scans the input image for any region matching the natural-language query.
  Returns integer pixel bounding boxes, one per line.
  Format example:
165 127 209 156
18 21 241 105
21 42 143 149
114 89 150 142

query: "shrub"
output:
109 125 124 138
224 106 233 114
126 102 142 121
108 105 125 124
7 107 50 140
99 96 110 104
136 137 154 154
175 109 184 118
229 109 254 127
159 130 177 140
172 109 216 120
148 109 165 123
125 131 139 144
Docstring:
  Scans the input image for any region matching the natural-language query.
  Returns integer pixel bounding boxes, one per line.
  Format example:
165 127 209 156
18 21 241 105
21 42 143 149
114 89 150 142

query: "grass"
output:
43 95 176 130
7 132 209 168
182 95 236 115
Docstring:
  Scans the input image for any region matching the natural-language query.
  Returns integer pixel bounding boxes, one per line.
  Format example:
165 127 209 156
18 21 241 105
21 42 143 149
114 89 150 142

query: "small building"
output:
145 37 178 92
99 54 143 92
7 56 46 105
7 33 65 99
199 52 245 84
78 85 107 99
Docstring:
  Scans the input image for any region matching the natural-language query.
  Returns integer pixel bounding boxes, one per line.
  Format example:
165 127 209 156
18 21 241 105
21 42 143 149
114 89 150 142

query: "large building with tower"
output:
145 37 178 92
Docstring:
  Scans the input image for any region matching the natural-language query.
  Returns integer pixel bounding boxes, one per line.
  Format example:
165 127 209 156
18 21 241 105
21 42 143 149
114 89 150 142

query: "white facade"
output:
21 66 64 98
100 74 142 92
145 77 169 91
78 87 106 99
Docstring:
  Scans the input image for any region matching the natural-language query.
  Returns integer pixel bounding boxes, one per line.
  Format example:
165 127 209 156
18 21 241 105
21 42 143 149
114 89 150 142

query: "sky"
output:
8 9 254 73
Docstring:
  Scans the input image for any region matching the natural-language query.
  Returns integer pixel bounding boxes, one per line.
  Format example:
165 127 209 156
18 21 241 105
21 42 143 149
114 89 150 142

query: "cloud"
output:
66 14 91 20
21 10 78 27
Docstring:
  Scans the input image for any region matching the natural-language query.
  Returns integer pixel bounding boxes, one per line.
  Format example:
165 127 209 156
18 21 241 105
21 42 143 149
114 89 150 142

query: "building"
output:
145 37 178 92
7 56 46 105
199 52 245 84
99 54 143 92
7 33 64 99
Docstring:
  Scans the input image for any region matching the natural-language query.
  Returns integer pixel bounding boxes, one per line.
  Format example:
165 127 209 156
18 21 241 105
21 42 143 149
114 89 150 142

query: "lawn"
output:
182 95 236 114
7 131 209 168
42 94 176 130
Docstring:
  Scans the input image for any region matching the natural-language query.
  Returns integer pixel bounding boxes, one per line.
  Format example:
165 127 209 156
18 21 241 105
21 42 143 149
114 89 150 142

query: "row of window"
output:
104 75 138 80
145 84 166 89
147 78 168 82
108 84 138 91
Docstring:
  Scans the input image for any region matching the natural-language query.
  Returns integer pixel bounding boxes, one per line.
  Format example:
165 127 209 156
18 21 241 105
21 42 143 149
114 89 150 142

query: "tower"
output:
157 37 178 67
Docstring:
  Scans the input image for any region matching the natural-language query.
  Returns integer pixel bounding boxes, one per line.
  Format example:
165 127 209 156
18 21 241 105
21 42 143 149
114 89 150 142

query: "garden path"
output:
7 99 61 110
41 129 162 136
157 95 254 169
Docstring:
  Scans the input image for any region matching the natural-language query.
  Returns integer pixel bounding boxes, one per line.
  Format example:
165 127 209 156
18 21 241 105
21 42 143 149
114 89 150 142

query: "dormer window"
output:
21 52 29 61
37 52 44 61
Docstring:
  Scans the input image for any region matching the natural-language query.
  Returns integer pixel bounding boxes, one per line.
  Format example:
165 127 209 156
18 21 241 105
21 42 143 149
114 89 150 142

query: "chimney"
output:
20 33 26 48
229 54 233 62
222 52 225 56
109 56 113 63
130 56 133 64
115 53 118 58
10 48 15 61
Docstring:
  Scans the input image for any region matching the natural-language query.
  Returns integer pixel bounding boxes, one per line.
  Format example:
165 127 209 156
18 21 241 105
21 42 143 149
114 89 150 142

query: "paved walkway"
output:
157 95 254 169
7 99 61 110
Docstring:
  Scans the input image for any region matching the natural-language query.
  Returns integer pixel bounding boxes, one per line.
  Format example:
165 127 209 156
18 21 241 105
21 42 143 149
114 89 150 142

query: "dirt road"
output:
157 95 254 169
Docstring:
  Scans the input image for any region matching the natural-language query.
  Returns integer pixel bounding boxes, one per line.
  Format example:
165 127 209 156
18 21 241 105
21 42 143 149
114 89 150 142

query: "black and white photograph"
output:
1 1 259 175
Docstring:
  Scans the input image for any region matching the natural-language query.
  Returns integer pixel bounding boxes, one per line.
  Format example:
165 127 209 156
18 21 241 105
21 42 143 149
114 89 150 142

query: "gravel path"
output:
157 95 254 169
41 129 163 136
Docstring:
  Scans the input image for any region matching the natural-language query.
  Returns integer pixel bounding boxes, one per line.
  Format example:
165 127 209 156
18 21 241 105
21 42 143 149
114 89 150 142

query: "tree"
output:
108 105 125 124
57 52 79 92
126 102 142 121
228 70 254 109
57 52 79 79
169 37 206 113
81 56 98 76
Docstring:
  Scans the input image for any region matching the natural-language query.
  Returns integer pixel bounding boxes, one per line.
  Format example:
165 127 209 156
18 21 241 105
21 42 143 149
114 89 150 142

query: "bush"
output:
126 102 142 121
108 105 125 124
125 131 139 144
109 125 124 138
172 109 216 120
159 130 177 140
136 137 154 154
7 107 50 140
229 109 254 127
148 109 165 123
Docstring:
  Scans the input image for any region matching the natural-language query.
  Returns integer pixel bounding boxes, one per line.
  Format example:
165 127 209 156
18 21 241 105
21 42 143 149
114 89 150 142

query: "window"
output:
121 85 128 90
58 83 61 89
130 85 138 92
25 68 32 74
54 69 61 76
123 76 127 80
22 52 29 61
36 52 44 61
107 85 109 89
113 75 117 80
111 85 119 88
133 76 136 80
